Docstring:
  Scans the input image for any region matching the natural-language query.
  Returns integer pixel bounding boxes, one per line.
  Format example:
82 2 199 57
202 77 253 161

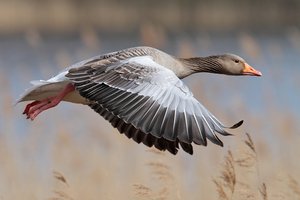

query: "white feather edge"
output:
16 71 69 104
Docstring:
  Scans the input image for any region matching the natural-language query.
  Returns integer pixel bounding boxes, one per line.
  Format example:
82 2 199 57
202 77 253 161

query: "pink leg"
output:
23 83 75 120
23 101 41 114
26 99 54 119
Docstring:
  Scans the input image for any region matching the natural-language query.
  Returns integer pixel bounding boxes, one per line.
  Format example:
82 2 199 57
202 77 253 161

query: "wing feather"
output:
89 102 181 154
66 53 242 154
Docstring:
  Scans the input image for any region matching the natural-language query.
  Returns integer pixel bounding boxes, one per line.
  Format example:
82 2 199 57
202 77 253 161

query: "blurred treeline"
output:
0 0 299 34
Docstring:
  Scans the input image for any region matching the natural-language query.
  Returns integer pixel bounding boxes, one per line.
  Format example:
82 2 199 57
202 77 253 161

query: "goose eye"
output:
234 59 240 63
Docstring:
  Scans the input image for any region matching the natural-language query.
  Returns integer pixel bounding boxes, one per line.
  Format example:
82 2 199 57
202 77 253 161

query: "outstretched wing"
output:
66 53 242 154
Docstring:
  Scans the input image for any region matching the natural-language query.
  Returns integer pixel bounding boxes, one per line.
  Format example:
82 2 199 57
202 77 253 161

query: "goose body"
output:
18 46 261 155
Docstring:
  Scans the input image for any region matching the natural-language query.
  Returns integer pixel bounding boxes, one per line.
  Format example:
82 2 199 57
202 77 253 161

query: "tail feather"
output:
15 80 68 104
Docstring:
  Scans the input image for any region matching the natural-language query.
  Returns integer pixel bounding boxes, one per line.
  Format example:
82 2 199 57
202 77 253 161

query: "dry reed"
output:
50 171 74 200
259 183 267 200
53 171 69 186
235 133 257 168
213 133 273 200
288 176 300 198
132 149 180 200
213 150 236 200
132 184 154 200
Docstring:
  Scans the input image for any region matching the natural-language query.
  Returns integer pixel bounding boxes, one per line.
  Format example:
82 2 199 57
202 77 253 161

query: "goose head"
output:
212 54 262 76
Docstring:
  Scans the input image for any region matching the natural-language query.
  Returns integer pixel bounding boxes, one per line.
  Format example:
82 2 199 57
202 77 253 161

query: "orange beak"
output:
242 63 262 76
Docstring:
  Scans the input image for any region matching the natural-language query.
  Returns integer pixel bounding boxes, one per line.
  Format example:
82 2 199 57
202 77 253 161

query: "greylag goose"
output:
17 46 262 155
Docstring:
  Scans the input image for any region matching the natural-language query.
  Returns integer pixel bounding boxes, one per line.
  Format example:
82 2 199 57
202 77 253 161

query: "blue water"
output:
0 32 299 145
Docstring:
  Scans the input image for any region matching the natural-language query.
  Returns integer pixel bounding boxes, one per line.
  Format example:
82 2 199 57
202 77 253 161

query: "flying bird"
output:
17 46 262 155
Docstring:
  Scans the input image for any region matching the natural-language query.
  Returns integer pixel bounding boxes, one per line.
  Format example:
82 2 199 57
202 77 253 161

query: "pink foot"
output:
23 100 41 115
23 83 75 120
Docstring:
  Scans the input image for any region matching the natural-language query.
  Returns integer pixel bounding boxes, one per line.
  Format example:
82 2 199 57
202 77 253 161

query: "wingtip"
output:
230 120 244 129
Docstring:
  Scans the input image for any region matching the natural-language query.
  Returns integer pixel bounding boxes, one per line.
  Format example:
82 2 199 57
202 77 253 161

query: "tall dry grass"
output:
13 131 296 200
1 30 300 199
213 133 264 200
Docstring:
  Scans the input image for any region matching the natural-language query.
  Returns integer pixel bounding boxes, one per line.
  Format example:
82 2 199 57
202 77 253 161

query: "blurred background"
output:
0 0 300 199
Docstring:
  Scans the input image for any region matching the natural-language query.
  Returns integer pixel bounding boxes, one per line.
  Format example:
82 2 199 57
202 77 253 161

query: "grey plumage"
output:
18 46 250 155
65 46 243 154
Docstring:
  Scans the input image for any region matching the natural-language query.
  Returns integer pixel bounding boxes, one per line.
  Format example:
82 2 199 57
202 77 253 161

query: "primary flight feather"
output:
18 46 262 155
